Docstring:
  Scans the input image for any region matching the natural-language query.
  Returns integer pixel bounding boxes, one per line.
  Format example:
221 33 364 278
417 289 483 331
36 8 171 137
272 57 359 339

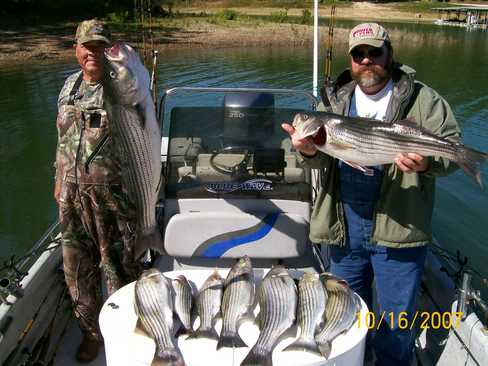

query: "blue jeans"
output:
329 163 427 366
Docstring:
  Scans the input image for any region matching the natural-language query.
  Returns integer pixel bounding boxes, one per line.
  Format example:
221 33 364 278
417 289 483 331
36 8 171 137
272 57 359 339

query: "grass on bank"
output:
101 0 463 33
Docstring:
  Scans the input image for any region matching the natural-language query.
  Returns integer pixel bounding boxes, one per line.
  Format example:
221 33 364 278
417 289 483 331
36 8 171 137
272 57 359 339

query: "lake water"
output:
1 20 487 294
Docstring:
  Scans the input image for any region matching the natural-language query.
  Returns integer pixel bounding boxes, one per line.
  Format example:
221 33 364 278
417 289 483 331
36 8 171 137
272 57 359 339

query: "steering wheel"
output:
209 146 254 177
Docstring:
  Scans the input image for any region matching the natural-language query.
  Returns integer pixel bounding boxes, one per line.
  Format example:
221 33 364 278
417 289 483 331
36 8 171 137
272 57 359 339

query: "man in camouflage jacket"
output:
54 19 140 362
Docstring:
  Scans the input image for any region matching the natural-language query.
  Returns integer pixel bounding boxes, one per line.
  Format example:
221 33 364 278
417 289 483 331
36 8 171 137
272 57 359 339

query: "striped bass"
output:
241 266 297 366
191 270 224 340
315 273 360 359
172 275 193 334
218 256 255 349
103 43 163 258
134 269 185 366
283 272 327 355
292 111 488 187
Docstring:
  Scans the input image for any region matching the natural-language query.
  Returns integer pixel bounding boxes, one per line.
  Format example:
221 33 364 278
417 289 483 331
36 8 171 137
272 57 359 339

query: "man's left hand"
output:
394 153 429 173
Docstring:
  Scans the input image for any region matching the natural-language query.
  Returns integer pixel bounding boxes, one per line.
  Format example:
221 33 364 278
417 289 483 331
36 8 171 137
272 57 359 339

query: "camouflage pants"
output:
59 182 141 340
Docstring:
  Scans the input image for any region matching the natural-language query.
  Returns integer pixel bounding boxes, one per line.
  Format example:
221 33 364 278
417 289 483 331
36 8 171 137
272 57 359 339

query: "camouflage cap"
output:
349 23 390 52
75 19 112 45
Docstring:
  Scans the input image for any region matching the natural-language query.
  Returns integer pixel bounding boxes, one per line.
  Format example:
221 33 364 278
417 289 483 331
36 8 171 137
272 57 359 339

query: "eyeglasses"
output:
350 47 384 62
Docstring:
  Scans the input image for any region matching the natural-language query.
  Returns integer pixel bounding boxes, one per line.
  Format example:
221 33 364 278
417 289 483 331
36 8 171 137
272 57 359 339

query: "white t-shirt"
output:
348 79 393 121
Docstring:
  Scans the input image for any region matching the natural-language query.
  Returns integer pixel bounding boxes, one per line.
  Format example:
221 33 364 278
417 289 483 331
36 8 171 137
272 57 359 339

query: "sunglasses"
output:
350 47 384 62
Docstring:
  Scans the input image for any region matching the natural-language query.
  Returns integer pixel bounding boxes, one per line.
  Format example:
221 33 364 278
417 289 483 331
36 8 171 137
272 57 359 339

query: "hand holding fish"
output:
281 122 318 157
395 153 429 173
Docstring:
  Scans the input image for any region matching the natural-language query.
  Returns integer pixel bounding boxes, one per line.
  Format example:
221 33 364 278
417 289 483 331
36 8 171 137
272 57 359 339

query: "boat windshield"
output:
160 89 316 201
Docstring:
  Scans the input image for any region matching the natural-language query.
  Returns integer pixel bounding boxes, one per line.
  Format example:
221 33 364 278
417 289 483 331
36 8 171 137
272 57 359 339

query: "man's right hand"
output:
281 123 318 157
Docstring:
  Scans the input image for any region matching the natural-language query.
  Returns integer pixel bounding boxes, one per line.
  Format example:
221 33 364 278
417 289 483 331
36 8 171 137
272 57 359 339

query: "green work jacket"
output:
301 64 461 248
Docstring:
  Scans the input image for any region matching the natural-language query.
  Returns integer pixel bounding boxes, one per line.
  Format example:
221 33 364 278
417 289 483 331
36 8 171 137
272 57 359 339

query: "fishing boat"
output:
1 4 487 366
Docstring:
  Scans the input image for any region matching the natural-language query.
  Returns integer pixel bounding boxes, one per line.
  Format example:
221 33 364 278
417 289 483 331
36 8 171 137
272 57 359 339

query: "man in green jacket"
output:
283 23 460 365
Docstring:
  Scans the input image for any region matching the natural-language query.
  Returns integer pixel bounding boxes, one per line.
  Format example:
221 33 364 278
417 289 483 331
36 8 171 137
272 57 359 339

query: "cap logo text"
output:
352 27 374 38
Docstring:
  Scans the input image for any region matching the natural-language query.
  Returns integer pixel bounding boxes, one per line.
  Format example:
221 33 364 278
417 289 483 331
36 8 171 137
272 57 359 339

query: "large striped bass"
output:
134 269 185 366
191 270 224 340
283 272 327 355
103 43 163 258
241 266 297 366
292 111 488 187
218 256 255 349
315 273 360 359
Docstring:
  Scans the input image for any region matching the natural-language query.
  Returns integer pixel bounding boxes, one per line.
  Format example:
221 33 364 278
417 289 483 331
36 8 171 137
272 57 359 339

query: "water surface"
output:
1 21 487 295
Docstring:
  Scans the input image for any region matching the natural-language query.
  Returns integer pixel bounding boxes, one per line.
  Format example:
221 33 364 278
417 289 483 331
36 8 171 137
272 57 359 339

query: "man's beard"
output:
351 64 391 89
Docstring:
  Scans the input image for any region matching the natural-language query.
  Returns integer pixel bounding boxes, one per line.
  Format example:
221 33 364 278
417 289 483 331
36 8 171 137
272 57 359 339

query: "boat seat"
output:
162 198 310 259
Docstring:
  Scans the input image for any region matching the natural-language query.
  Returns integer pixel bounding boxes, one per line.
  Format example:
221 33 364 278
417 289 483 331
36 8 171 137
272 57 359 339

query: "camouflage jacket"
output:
55 71 123 185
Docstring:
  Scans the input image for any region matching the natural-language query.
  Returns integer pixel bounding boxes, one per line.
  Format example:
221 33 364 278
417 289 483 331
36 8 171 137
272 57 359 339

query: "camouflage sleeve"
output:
55 71 82 181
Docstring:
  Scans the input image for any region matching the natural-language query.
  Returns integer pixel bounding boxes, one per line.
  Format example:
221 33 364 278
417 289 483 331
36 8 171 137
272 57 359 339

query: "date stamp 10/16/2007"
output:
357 311 464 331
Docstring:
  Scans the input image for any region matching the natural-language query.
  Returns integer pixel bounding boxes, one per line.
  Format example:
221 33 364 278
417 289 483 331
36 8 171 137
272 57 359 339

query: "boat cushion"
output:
164 211 308 258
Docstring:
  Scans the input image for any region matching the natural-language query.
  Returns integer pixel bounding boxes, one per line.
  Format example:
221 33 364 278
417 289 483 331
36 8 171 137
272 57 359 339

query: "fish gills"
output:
283 272 327 354
315 273 360 359
218 256 255 349
134 269 185 366
241 266 297 366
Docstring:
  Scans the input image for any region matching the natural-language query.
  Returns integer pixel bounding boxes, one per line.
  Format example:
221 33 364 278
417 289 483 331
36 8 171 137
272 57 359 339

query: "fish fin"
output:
329 139 355 151
135 319 151 337
343 160 375 176
187 327 219 341
453 143 488 189
317 340 332 359
152 347 185 366
134 228 165 259
174 323 193 337
398 117 418 125
216 332 248 349
241 348 273 366
282 337 321 354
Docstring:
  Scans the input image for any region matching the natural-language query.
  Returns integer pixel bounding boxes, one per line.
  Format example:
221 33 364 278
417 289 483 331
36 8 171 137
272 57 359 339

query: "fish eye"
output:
109 71 117 78
303 114 309 120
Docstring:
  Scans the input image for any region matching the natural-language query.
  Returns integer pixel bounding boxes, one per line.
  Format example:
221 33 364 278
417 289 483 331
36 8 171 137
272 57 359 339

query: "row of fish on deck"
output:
134 256 360 366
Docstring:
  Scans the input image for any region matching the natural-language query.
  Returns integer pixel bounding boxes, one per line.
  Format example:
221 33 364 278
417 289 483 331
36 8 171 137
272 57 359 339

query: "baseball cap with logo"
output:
75 19 112 46
348 23 390 52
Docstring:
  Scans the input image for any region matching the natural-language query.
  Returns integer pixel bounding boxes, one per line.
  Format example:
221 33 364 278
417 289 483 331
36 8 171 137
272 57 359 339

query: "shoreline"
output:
0 3 440 66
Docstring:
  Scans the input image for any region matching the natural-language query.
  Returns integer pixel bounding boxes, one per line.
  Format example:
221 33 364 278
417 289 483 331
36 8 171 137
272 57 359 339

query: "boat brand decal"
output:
204 179 273 194
193 213 280 258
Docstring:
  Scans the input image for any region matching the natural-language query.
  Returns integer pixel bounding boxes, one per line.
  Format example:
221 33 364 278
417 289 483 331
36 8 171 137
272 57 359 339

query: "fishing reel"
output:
0 276 23 305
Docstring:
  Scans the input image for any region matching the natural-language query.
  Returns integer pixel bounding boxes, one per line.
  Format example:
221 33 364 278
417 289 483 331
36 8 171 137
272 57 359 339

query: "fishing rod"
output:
151 49 159 112
136 0 159 114
324 2 336 87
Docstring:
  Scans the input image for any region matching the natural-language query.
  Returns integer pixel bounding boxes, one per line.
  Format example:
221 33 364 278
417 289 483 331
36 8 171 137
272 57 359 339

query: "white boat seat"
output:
163 198 310 259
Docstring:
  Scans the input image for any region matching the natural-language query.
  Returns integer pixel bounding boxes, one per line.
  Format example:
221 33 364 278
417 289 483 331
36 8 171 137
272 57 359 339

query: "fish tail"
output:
216 332 248 350
152 348 185 366
240 348 273 366
174 324 193 337
282 337 320 354
135 228 165 259
317 340 332 359
454 143 488 188
187 327 219 341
